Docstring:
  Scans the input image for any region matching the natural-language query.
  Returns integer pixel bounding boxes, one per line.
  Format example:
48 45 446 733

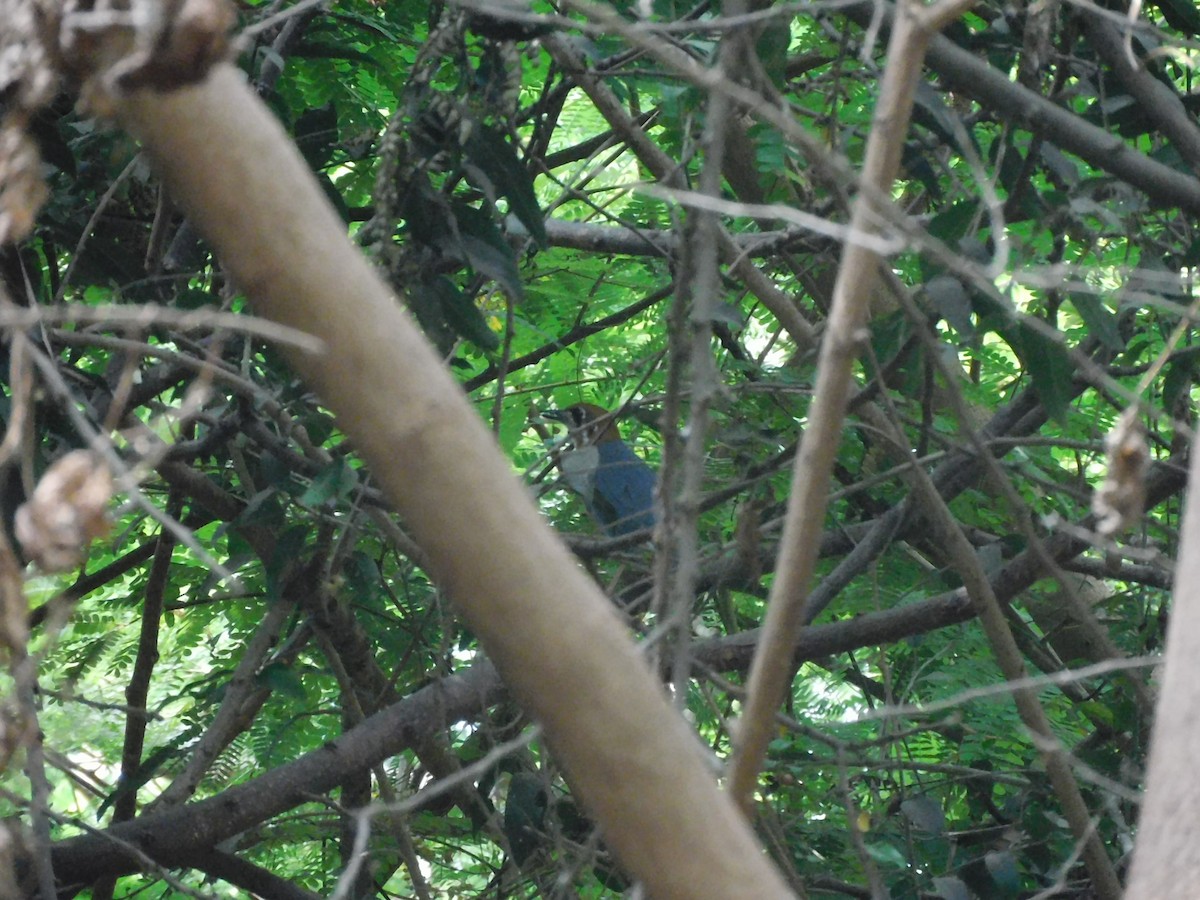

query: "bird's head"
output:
543 403 622 447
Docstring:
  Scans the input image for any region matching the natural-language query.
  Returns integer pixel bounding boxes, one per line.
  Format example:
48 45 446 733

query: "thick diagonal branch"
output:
109 62 791 900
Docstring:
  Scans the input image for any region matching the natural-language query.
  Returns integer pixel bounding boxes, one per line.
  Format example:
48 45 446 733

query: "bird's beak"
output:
540 409 569 425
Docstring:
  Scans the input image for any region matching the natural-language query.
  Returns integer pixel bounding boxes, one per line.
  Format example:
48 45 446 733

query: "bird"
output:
543 403 657 537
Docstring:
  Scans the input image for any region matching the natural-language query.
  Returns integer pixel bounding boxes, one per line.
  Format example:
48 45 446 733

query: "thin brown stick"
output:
729 0 975 809
858 400 1122 899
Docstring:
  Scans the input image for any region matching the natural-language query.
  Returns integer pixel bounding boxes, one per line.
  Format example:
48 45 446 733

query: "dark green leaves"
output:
1003 321 1075 421
926 275 974 337
300 458 358 507
901 795 947 835
409 274 501 354
1151 0 1200 38
1067 294 1123 350
453 202 524 300
503 773 549 865
462 123 546 247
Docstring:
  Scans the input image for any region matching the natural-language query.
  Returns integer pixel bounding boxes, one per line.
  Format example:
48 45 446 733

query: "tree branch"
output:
109 62 793 899
731 0 971 810
838 0 1200 214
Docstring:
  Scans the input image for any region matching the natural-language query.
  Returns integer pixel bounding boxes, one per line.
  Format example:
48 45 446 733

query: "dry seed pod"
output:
0 123 50 245
14 450 113 573
1092 408 1148 539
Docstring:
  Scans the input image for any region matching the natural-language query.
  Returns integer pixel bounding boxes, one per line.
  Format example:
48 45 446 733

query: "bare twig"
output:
329 728 541 900
652 0 746 703
730 0 975 812
859 399 1122 899
0 303 324 354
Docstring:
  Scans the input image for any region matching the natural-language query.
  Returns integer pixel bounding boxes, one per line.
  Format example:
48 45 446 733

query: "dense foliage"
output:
2 0 1198 896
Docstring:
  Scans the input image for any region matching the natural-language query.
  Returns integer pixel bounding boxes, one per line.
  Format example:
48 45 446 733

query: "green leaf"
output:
258 662 308 699
984 849 1021 896
300 458 358 507
754 22 791 89
926 275 973 338
1067 294 1123 349
344 551 382 603
497 402 528 455
864 841 908 868
932 876 972 900
453 203 524 299
266 525 309 602
900 796 946 835
429 275 501 352
1004 322 1074 421
462 124 546 247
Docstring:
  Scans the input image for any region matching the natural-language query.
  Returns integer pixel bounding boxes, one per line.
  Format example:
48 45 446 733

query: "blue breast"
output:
590 440 657 536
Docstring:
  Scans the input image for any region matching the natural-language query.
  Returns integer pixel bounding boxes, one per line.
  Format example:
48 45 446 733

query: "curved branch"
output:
109 63 792 899
1080 13 1200 173
732 0 963 810
839 0 1200 213
50 660 504 886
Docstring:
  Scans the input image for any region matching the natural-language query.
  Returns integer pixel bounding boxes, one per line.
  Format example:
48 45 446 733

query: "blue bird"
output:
544 403 657 537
